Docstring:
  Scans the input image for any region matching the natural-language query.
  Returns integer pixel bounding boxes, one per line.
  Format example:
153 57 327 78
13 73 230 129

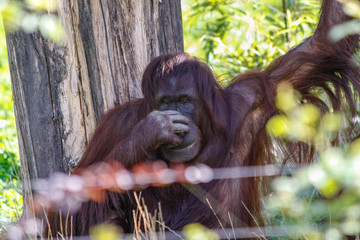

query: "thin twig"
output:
228 212 235 240
42 207 53 240
241 202 266 240
206 198 229 240
154 221 184 240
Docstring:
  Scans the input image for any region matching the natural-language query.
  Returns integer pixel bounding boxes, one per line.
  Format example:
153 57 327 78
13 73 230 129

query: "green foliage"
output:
265 83 360 238
183 223 219 240
0 179 22 228
182 0 320 83
90 224 123 240
0 0 64 43
264 2 360 237
267 82 348 148
265 144 360 238
0 0 66 231
0 14 22 231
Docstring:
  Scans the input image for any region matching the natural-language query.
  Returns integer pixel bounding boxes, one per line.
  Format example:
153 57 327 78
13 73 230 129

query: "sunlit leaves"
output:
267 143 360 238
266 78 360 238
328 0 360 43
329 19 360 43
0 14 22 231
266 115 290 137
90 224 123 240
38 14 64 43
325 228 343 240
349 138 360 155
339 0 360 19
182 0 321 81
183 223 219 240
0 15 19 182
0 2 63 228
0 179 22 230
0 0 64 43
267 83 347 145
25 0 58 12
275 82 300 112
308 166 340 198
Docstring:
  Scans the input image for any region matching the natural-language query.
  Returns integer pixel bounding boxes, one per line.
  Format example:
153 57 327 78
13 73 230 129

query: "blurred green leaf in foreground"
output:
1 0 64 43
266 81 360 238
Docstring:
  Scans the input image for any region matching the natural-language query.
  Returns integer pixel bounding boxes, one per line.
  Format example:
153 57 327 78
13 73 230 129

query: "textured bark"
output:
5 0 183 213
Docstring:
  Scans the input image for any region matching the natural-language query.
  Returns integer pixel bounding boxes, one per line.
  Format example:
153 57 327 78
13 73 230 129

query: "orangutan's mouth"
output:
167 140 196 150
160 140 201 163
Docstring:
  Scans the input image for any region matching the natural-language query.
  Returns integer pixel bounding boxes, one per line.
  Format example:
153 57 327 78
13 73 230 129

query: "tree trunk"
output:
5 0 183 216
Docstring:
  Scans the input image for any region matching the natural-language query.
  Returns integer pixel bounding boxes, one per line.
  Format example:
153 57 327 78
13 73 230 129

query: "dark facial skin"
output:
155 76 198 117
154 75 202 163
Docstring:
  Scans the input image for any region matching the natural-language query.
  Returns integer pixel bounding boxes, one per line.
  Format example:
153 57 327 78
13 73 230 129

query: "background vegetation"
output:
182 0 320 82
0 16 22 233
0 0 60 234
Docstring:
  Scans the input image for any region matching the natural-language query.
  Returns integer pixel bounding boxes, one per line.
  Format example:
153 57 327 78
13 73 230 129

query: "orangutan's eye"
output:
160 97 171 105
180 96 190 105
